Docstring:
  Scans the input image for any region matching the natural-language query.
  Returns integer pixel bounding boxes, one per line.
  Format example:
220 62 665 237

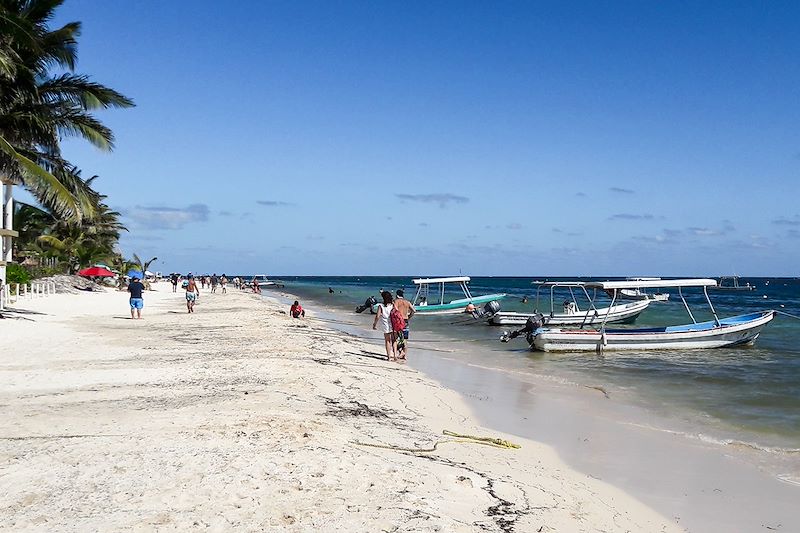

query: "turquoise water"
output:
265 276 800 453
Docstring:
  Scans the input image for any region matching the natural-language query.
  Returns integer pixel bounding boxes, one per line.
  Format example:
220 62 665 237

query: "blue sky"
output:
30 1 800 275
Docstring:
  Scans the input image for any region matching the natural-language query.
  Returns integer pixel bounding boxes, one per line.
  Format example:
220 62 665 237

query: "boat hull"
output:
415 293 506 315
258 282 285 289
531 311 775 352
489 300 650 326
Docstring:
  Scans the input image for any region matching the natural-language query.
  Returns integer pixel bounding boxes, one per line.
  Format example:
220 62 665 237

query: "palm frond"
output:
0 133 82 219
39 73 135 109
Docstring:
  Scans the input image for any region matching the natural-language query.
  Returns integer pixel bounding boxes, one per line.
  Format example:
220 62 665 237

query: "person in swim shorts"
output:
185 274 200 313
128 276 145 319
393 289 416 360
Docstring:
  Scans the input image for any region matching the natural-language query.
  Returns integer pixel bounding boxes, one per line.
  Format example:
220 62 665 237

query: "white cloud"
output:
395 193 469 208
123 204 210 230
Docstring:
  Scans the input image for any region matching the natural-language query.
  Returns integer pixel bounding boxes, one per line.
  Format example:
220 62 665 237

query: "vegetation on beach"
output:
5 262 30 284
0 0 134 274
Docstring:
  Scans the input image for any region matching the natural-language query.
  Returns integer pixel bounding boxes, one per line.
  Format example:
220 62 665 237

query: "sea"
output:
255 275 800 486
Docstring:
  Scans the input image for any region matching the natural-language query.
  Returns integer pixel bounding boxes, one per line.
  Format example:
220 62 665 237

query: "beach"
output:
0 284 681 532
279 278 800 532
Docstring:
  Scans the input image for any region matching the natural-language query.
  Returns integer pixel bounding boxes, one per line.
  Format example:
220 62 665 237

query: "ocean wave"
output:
621 421 800 456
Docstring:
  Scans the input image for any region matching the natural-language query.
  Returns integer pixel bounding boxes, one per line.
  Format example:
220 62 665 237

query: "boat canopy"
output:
532 281 587 288
413 276 470 285
586 278 717 290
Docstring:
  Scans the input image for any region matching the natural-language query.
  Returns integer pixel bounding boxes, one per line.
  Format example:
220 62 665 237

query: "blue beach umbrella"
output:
127 270 144 279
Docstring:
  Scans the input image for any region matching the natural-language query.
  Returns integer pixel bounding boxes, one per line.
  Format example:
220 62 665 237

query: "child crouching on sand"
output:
290 301 305 318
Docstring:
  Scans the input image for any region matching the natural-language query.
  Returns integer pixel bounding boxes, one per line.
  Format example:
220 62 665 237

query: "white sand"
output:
0 285 680 532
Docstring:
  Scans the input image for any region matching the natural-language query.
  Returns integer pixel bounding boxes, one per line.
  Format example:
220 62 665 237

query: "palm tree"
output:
132 253 158 276
14 172 127 271
36 226 110 272
0 0 134 220
131 253 157 289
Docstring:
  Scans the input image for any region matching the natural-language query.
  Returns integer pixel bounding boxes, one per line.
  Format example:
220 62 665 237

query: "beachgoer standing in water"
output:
373 291 397 361
185 274 200 313
393 289 416 360
127 276 145 319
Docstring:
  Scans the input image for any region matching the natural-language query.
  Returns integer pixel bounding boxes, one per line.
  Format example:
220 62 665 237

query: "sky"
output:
27 0 800 276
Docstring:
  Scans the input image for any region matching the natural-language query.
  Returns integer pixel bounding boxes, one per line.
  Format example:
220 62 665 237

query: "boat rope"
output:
353 430 521 454
775 310 800 321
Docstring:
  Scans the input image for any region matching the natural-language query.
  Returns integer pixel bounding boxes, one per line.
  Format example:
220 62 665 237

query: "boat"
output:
611 277 670 301
489 281 650 326
711 276 755 291
503 278 774 352
411 276 506 315
255 276 285 289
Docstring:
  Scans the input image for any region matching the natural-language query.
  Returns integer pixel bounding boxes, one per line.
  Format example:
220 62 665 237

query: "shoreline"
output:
269 285 800 532
0 284 678 531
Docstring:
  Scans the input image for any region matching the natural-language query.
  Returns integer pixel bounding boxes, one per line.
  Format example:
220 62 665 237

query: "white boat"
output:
412 276 506 315
613 278 670 301
255 276 285 289
489 281 649 326
510 278 775 352
711 276 756 291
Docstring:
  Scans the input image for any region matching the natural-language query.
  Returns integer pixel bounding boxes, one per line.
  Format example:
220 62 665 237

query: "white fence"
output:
0 281 57 310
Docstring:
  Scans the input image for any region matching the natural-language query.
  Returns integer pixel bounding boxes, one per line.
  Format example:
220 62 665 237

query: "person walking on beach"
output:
128 276 145 319
290 300 305 318
220 275 228 294
170 273 179 293
211 273 218 293
185 274 200 313
373 291 398 361
393 289 416 360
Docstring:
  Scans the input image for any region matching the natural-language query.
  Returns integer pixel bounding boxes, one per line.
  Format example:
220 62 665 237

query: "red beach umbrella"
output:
77 266 116 277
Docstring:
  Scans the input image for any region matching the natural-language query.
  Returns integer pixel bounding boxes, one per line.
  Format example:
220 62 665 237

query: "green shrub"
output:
6 263 31 285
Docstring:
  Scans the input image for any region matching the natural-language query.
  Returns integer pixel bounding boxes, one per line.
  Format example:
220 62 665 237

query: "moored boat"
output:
711 276 755 291
612 278 670 301
533 311 774 351
256 275 285 289
503 278 775 352
489 281 649 326
412 276 506 315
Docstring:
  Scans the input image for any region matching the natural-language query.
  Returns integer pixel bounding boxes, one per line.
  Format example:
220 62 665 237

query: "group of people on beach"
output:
126 272 275 317
373 289 415 362
129 274 414 363
171 273 229 294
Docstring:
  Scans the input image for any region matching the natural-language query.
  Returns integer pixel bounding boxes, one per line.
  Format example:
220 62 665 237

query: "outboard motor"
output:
501 312 546 343
483 300 501 317
355 295 378 314
466 299 502 319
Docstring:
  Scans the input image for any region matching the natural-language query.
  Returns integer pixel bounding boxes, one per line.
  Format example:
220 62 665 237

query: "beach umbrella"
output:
127 270 144 279
78 266 116 277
